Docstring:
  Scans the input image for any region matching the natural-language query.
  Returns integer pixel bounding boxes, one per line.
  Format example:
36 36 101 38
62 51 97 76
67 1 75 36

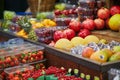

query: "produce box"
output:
0 38 45 69
35 26 67 44
44 29 120 80
4 64 34 80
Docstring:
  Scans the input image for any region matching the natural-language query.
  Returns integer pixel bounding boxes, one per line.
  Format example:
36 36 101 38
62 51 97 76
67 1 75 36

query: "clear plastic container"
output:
108 68 120 80
77 7 94 16
4 64 34 80
78 0 95 9
18 45 45 63
35 27 67 44
4 64 34 74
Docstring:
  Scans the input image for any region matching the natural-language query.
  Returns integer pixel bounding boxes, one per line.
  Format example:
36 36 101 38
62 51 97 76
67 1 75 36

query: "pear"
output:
90 50 109 63
101 48 113 58
109 52 120 62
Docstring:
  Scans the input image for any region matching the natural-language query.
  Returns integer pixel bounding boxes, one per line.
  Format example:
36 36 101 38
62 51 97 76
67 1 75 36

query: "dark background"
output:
0 0 79 18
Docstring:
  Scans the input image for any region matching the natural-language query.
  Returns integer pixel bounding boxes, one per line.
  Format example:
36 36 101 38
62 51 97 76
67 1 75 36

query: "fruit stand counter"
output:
0 30 120 80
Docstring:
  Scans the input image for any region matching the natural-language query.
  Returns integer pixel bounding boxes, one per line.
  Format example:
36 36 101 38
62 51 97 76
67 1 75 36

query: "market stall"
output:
0 0 120 80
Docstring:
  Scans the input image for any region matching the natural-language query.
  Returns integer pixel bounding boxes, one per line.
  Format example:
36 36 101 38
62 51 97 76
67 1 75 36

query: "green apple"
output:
113 46 120 53
109 52 120 62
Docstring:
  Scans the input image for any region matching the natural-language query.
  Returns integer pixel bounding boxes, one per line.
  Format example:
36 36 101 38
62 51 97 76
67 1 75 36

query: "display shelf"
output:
1 30 120 80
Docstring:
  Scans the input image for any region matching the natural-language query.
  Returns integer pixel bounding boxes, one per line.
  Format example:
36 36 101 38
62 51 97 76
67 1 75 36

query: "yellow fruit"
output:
16 29 26 36
90 50 109 63
30 20 36 25
34 22 44 28
71 37 85 47
55 38 74 51
49 21 56 26
108 14 120 31
101 48 113 58
99 39 107 44
84 35 99 44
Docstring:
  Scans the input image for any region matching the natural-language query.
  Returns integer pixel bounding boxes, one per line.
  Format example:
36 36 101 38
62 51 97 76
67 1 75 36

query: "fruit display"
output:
17 16 32 34
4 64 34 80
35 26 67 44
19 48 44 63
71 35 120 63
54 6 78 26
5 65 100 80
78 0 95 21
0 38 45 68
28 29 38 41
31 19 57 29
3 11 16 20
36 12 54 20
108 14 120 31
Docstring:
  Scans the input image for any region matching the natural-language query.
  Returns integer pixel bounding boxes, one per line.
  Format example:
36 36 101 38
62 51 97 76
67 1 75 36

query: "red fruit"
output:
35 56 39 60
24 56 28 60
10 62 15 66
82 47 95 58
97 7 110 19
64 18 71 25
94 18 105 30
69 9 74 14
22 59 27 63
62 10 69 15
82 19 95 30
53 30 67 42
54 10 61 15
105 18 110 29
63 29 75 40
48 41 55 47
31 53 36 58
30 57 34 61
69 19 81 32
78 29 91 38
110 6 120 15
5 57 12 63
0 60 3 64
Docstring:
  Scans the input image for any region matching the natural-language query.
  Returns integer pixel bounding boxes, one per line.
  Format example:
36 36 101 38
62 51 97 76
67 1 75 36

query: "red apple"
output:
54 10 61 16
82 47 95 58
78 29 91 38
110 6 120 16
69 19 81 32
82 19 95 30
94 18 105 30
53 30 67 42
62 10 69 15
64 18 71 26
105 18 110 29
97 7 110 19
63 29 75 40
